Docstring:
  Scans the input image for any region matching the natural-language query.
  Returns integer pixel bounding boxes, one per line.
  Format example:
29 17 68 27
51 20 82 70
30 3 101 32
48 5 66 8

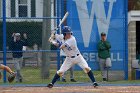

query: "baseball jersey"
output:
60 49 66 56
55 34 80 57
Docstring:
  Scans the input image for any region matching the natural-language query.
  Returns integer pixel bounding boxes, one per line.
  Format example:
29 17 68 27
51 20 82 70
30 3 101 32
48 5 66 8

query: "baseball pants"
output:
57 54 91 75
98 58 111 79
13 57 23 82
61 56 74 79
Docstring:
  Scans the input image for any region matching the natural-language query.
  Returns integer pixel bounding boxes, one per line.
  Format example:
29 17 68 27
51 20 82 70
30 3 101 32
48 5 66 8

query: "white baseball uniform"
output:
54 34 91 75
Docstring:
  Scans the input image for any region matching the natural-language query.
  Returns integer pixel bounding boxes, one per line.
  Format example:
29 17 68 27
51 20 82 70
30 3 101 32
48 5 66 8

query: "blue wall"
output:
66 0 128 71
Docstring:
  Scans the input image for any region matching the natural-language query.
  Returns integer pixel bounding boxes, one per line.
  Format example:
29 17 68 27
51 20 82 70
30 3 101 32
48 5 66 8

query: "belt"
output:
67 54 79 58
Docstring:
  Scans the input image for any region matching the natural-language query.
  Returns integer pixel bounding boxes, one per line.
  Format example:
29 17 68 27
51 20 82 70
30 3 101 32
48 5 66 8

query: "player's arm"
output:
49 38 62 47
97 42 107 51
48 31 56 42
60 38 73 50
104 41 111 49
49 33 63 47
22 33 28 46
60 43 72 51
59 44 65 49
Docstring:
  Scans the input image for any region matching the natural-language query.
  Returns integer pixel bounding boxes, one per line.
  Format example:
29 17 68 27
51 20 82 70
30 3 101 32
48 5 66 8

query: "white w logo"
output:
73 0 116 47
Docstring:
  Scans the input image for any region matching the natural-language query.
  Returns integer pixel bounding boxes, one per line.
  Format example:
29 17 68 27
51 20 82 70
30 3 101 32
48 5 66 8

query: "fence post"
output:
57 50 60 70
2 0 7 83
124 0 128 80
57 50 60 81
41 0 51 79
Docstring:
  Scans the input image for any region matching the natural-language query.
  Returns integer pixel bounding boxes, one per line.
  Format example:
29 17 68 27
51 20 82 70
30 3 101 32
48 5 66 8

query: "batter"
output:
47 26 98 88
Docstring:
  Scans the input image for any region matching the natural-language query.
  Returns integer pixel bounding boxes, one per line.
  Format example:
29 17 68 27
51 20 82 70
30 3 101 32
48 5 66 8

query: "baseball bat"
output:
58 11 69 28
49 12 69 42
52 12 69 31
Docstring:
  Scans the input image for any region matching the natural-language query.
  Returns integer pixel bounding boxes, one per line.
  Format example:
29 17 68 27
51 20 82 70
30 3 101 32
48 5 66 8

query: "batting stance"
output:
47 26 98 88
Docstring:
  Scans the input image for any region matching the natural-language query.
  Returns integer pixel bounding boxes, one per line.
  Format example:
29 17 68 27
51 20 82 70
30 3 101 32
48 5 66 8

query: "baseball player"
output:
0 64 16 82
97 32 112 81
10 33 28 82
47 26 98 88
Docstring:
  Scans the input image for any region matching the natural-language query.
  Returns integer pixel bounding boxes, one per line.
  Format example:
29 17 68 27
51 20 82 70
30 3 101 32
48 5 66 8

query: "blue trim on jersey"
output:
56 40 62 47
64 43 72 51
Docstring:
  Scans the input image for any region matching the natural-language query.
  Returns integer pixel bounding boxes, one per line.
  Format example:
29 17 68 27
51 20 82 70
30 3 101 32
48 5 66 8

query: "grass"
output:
1 67 140 85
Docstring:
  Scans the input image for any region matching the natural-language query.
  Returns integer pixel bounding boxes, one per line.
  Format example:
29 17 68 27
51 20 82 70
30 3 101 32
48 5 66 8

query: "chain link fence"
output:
0 0 129 85
0 0 61 84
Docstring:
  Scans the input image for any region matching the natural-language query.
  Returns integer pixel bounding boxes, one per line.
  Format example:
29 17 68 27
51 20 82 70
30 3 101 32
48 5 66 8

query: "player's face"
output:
16 36 21 41
65 33 71 39
101 35 106 41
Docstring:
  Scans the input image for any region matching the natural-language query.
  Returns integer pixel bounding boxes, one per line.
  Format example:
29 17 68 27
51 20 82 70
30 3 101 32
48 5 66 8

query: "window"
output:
10 0 37 17
11 0 16 17
18 0 28 17
18 0 27 4
19 6 27 17
31 0 36 17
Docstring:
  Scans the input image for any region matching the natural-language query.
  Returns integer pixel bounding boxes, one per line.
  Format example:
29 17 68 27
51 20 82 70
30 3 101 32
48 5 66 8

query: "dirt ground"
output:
0 86 140 93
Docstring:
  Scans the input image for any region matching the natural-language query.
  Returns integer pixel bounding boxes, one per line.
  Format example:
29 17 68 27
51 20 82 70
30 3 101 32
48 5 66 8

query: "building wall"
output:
128 21 136 79
6 0 11 17
3 0 44 22
128 22 136 60
0 0 56 22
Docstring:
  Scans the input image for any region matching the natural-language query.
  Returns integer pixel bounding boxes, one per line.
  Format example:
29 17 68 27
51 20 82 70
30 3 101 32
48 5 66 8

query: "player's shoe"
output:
19 78 22 83
102 78 107 83
103 78 107 81
93 82 98 88
47 83 53 88
70 79 77 82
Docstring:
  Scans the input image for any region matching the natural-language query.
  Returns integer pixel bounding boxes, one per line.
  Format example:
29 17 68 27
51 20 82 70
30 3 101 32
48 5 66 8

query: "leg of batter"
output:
47 58 74 88
61 56 76 82
62 66 76 82
77 55 98 87
62 71 67 82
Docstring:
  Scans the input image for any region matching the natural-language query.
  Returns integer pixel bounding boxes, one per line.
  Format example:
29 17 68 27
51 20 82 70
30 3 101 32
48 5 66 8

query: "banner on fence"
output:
67 0 127 70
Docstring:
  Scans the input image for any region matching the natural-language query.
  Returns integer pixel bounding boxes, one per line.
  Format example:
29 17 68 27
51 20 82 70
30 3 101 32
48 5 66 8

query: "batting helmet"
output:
62 26 73 35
